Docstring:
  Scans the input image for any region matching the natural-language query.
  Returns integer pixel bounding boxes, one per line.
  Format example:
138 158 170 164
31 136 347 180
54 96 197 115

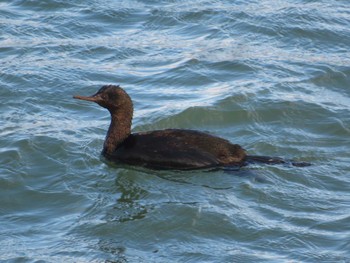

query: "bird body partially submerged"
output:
103 129 246 170
74 85 310 170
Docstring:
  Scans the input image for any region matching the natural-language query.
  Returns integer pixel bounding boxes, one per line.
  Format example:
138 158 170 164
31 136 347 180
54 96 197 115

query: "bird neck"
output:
103 108 132 155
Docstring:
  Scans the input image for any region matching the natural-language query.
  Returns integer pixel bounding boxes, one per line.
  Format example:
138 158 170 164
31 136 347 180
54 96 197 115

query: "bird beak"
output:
73 94 101 102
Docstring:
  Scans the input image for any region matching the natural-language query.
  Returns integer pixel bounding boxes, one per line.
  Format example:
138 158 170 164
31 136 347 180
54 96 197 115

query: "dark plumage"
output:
73 85 310 170
108 129 246 169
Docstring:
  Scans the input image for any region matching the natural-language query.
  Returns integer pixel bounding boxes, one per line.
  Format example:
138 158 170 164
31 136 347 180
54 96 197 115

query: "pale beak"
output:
73 94 100 103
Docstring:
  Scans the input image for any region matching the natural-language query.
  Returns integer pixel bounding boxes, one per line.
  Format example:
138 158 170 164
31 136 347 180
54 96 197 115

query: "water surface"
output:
1 0 350 262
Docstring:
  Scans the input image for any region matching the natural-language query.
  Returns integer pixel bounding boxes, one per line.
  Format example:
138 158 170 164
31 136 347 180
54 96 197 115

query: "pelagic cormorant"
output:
73 85 309 170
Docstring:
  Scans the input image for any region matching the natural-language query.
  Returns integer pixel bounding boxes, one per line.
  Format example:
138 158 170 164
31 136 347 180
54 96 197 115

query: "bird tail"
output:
245 155 311 167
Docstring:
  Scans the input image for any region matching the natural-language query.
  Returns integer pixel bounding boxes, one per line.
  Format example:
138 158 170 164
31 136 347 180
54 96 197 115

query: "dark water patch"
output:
308 65 350 92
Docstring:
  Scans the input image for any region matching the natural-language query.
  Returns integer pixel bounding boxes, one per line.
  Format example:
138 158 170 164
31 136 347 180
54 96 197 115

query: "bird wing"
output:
108 131 220 170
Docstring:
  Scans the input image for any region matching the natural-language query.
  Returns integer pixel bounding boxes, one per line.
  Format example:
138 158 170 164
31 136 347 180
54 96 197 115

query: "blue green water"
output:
1 0 350 262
